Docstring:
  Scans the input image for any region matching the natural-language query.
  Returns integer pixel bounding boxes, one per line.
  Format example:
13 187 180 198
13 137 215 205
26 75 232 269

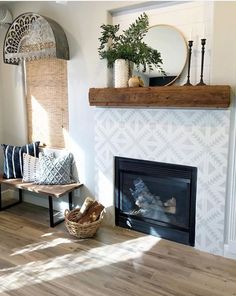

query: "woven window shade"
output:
25 59 68 148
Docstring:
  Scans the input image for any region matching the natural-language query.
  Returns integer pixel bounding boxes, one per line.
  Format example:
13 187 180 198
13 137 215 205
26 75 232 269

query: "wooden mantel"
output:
89 85 231 108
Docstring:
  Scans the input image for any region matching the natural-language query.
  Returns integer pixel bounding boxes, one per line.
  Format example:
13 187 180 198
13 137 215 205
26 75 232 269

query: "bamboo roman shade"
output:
25 59 69 148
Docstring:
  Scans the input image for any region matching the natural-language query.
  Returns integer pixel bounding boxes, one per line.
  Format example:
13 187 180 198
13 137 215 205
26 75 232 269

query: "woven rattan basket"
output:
64 208 104 238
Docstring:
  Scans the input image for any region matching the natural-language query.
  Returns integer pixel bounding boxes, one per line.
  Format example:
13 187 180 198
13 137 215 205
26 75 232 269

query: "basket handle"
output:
64 209 70 217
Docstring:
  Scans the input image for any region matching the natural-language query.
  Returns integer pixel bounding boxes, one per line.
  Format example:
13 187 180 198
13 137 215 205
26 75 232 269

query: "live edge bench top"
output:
0 175 83 198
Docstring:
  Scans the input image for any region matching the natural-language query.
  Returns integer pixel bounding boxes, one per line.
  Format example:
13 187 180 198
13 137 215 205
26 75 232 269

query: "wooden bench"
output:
0 175 83 227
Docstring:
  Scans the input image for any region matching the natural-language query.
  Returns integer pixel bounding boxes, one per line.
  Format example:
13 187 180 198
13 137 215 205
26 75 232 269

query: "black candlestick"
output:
197 38 206 86
184 40 193 86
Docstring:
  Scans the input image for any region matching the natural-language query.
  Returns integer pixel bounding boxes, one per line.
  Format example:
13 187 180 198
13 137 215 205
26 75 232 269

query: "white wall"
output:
211 2 236 259
0 28 4 170
0 25 11 171
0 24 27 146
112 1 213 85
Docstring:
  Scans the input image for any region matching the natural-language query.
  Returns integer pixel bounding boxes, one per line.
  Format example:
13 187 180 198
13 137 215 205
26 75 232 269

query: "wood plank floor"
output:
0 202 235 296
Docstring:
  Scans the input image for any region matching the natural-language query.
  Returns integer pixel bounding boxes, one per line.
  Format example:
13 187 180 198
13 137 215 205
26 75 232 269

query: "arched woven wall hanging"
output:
3 12 69 65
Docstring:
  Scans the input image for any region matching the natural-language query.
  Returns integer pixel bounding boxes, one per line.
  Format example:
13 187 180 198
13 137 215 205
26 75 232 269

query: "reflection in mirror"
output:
134 25 187 86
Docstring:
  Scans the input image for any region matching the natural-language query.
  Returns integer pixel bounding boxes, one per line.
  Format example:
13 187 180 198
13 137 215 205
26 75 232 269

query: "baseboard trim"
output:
224 243 236 260
228 241 236 253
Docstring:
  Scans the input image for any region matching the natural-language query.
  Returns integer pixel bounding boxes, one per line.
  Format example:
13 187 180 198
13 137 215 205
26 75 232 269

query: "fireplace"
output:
115 157 197 246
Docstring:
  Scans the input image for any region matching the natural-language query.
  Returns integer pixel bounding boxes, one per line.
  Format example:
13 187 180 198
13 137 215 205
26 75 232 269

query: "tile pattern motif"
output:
95 108 230 255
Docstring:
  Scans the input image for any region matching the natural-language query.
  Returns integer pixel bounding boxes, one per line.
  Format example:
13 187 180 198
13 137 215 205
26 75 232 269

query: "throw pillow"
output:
22 153 39 183
1 142 40 179
37 152 74 185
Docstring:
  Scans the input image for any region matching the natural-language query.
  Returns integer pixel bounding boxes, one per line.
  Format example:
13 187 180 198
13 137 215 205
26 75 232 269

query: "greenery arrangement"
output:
98 13 165 75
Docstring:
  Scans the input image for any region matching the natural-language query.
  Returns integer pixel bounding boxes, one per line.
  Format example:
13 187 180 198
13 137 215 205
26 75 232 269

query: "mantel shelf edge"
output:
89 85 231 109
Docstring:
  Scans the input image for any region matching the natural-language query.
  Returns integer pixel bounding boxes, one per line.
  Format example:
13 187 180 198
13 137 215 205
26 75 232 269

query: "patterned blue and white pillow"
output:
1 142 40 179
37 152 74 185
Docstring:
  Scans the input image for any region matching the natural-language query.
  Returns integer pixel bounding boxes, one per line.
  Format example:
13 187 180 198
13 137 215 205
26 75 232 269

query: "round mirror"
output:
135 25 187 86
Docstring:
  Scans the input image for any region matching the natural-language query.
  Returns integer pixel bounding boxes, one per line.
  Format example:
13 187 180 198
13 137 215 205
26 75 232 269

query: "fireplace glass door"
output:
115 157 197 246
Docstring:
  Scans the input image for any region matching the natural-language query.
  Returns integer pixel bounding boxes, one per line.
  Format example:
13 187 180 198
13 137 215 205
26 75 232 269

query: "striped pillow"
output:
1 142 40 179
22 153 39 182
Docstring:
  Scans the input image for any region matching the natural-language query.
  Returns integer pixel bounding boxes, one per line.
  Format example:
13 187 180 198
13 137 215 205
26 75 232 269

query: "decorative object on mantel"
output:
114 59 129 88
128 76 144 87
184 40 194 86
143 24 187 87
3 12 69 65
197 38 206 86
98 13 165 88
89 85 230 108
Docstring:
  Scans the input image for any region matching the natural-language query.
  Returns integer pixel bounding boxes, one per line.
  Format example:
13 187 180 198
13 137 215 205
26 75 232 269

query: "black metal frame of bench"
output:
0 187 23 210
48 193 73 227
0 181 83 227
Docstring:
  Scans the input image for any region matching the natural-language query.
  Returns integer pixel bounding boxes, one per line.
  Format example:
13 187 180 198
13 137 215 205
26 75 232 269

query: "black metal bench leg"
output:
0 185 23 211
48 195 54 227
69 192 73 211
19 189 23 203
48 195 67 228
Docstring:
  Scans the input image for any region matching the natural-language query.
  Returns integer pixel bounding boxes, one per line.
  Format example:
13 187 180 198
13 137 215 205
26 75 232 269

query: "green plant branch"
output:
98 12 165 75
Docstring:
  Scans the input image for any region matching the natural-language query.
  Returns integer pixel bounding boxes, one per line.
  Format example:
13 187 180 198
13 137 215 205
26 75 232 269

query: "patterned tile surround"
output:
95 109 230 255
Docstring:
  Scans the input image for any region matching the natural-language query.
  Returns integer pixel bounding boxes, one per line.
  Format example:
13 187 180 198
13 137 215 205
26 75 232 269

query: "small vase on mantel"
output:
114 59 133 88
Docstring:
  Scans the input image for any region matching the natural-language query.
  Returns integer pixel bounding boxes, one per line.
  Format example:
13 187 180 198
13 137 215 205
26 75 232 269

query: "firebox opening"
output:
115 157 197 246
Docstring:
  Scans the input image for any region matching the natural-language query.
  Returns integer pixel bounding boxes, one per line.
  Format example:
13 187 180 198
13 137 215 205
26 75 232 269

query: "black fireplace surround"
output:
115 157 197 246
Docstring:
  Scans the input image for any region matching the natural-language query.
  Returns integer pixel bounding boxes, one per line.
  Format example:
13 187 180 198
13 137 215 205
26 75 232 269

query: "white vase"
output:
114 59 129 88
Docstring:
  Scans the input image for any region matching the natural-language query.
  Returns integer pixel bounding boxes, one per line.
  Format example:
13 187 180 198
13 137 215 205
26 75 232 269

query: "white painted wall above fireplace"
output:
112 1 213 86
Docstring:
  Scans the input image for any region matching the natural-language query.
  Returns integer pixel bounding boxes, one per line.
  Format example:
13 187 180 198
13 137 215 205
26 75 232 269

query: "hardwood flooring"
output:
0 202 235 296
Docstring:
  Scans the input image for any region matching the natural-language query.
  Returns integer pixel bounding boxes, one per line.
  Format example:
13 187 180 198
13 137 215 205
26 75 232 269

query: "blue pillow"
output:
1 142 40 179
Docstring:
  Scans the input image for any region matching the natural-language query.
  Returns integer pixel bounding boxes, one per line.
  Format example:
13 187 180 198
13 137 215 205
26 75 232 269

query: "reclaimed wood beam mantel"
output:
89 85 231 108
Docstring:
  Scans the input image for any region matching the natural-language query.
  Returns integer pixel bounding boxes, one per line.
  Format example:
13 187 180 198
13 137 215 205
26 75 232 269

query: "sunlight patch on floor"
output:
41 232 54 237
0 235 161 292
10 238 76 256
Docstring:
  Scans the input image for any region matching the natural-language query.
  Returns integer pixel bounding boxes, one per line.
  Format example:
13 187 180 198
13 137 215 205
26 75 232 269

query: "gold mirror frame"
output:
135 24 188 86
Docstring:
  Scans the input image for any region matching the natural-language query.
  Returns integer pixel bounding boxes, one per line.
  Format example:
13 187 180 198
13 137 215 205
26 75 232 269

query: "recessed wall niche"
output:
25 58 68 148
